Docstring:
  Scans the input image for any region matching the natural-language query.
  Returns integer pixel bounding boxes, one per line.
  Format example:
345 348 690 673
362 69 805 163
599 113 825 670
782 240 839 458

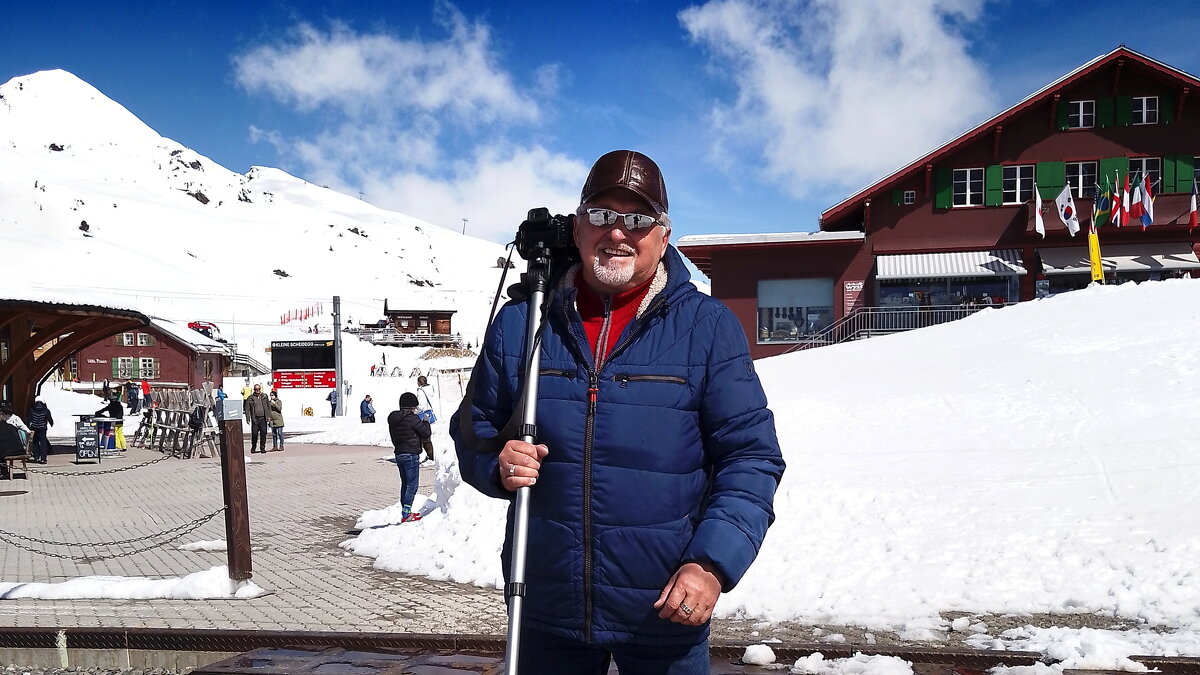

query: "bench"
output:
3 454 30 479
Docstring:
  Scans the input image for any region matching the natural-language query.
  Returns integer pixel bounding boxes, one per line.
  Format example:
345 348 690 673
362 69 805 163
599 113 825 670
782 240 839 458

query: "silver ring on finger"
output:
679 602 693 616
508 464 516 476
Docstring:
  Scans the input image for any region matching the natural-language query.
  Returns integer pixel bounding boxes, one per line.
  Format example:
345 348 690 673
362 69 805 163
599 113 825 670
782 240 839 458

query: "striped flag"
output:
1139 175 1154 230
1190 179 1197 232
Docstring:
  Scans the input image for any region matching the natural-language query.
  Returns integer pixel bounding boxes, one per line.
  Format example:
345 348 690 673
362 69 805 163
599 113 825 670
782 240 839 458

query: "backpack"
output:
188 406 206 431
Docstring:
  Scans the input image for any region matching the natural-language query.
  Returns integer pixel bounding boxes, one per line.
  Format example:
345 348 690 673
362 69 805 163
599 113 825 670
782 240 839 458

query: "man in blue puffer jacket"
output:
453 150 784 673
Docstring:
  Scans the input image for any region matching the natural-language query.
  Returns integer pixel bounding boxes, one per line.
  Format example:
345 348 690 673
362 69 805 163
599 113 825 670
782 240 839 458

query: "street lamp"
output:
462 218 469 234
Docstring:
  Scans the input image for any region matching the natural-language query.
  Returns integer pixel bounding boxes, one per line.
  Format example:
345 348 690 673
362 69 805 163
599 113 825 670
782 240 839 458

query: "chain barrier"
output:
0 506 226 562
25 452 176 476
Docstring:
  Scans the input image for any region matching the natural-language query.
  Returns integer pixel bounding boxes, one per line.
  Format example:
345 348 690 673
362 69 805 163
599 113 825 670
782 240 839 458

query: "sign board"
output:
75 420 99 462
270 341 336 371
843 280 865 315
272 369 337 389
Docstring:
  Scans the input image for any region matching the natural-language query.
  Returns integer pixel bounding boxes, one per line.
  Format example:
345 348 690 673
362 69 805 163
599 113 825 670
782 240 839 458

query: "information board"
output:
75 420 99 462
272 369 337 389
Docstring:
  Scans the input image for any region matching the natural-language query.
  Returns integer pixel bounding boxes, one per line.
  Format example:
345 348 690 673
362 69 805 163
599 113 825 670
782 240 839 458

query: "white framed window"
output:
1068 100 1095 128
116 357 134 378
136 333 150 346
1132 96 1158 125
1002 165 1035 204
1128 157 1161 188
952 168 984 207
121 333 135 346
903 190 916 205
139 357 156 378
1066 161 1098 200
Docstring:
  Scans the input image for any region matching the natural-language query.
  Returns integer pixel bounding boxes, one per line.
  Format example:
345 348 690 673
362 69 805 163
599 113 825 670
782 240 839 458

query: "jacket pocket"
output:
612 373 687 387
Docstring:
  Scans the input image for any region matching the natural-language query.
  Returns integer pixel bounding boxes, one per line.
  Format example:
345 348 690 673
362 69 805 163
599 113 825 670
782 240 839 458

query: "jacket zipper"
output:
538 368 575 379
614 373 687 387
561 287 668 643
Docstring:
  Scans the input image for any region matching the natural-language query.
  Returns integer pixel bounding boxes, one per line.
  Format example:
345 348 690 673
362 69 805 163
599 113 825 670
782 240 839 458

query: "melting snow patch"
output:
0 565 266 600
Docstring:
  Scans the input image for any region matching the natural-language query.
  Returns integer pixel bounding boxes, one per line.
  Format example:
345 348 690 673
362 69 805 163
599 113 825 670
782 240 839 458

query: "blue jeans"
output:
517 628 709 674
395 452 420 516
271 426 284 448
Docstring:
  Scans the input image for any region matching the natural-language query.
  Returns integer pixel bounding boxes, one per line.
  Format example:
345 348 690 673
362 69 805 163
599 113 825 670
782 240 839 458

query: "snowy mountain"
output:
0 69 511 344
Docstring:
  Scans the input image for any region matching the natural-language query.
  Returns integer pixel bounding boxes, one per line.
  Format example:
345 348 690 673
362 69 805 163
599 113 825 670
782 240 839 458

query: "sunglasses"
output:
577 207 663 231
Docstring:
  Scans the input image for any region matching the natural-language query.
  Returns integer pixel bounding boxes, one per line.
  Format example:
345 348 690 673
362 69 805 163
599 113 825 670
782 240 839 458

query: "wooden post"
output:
219 416 253 581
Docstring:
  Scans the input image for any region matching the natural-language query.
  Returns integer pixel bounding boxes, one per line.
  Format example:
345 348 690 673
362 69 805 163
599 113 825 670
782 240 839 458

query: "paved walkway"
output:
0 441 506 635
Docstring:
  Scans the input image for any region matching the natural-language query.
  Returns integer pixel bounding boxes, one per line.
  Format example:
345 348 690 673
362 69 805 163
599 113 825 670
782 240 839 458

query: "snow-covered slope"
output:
0 69 510 346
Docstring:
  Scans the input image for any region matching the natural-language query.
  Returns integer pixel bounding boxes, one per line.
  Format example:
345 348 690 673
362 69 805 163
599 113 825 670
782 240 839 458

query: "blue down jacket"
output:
452 245 784 647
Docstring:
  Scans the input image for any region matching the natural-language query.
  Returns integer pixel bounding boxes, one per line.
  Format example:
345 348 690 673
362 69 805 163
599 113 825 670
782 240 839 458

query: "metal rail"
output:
773 303 1015 354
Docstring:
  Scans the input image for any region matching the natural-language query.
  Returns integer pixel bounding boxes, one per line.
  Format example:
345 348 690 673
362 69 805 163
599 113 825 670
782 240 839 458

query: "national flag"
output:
1139 175 1154 230
1120 171 1132 227
1054 185 1080 236
1128 179 1144 222
1033 183 1045 238
1190 179 1198 232
1111 170 1122 227
1092 175 1113 228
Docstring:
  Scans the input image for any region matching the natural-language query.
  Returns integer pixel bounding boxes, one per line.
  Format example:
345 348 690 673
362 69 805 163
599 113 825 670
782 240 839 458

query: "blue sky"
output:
4 0 1200 244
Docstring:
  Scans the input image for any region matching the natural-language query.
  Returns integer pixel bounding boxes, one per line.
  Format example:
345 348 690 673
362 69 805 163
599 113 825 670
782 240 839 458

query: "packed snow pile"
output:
343 277 1200 658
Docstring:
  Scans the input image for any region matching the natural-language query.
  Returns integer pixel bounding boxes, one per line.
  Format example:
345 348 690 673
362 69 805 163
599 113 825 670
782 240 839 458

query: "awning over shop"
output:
875 249 1027 280
1037 242 1200 275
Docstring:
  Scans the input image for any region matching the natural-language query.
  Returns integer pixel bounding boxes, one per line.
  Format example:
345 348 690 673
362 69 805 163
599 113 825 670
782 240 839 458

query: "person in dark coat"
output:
0 408 26 478
243 383 271 454
326 388 339 417
360 395 376 423
94 391 125 451
388 392 433 522
126 380 141 414
452 150 784 672
27 399 54 464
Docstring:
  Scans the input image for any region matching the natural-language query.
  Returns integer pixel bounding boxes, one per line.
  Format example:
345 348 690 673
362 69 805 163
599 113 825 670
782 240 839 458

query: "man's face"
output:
573 188 669 294
253 386 261 395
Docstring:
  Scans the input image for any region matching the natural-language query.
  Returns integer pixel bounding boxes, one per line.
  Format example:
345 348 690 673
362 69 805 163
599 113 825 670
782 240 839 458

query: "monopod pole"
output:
504 245 551 675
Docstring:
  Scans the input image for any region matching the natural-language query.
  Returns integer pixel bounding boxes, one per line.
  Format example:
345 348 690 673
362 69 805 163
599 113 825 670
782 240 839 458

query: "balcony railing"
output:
771 303 1013 353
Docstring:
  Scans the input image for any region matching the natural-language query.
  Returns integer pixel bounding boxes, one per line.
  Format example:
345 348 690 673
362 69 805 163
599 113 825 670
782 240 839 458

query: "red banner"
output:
272 370 336 389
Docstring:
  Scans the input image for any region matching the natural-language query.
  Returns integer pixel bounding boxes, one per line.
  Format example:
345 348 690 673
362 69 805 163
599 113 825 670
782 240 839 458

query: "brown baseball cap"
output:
580 150 668 214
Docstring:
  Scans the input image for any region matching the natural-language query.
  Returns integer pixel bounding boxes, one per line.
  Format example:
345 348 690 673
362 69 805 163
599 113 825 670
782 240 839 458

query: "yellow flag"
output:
1087 230 1104 282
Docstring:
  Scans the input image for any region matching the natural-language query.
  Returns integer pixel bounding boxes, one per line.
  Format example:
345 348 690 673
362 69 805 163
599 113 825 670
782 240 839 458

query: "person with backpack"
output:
242 383 271 454
387 392 434 522
268 390 285 451
415 375 438 423
26 399 54 464
326 388 339 417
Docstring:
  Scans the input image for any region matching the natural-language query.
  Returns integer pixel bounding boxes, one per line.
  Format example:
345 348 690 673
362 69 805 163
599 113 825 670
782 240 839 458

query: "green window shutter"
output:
1036 161 1065 197
1163 156 1178 194
131 359 140 377
891 189 903 206
152 358 159 379
1160 93 1175 124
1115 96 1132 126
111 360 120 378
1055 100 1070 130
114 335 122 346
985 165 1003 206
147 334 156 346
934 168 952 209
1096 98 1114 128
1173 155 1194 193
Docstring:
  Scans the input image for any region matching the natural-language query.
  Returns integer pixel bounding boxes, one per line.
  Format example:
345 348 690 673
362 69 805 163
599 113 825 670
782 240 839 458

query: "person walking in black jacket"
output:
387 392 434 522
243 384 271 454
27 399 54 464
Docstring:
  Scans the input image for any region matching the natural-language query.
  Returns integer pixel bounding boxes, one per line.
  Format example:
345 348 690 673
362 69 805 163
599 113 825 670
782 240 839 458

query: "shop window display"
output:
757 278 834 342
878 277 1017 307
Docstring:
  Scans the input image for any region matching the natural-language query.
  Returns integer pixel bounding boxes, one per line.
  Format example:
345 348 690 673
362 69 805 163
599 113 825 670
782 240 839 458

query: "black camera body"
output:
516 207 579 271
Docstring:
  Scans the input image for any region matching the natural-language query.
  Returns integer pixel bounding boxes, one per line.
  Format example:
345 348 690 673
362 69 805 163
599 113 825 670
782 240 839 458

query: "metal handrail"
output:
775 303 1013 353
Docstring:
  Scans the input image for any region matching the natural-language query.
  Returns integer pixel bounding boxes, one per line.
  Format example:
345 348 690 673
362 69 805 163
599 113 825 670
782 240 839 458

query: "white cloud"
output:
232 2 574 242
680 0 997 198
233 7 540 124
361 144 586 243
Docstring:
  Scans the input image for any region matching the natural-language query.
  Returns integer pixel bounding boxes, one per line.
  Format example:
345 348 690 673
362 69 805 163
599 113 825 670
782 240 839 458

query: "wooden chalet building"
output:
70 318 231 390
678 47 1200 359
376 300 460 348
